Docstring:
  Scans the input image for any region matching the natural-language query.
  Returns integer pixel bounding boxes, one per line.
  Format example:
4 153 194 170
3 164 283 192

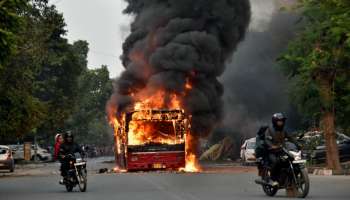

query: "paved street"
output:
1 169 350 200
0 157 115 177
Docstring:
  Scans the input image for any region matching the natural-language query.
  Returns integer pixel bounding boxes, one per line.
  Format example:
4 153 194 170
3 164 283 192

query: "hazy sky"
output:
51 0 131 78
50 0 281 78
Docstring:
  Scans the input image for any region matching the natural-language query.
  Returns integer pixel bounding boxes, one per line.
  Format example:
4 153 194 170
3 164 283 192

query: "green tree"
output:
0 0 111 147
65 65 113 146
0 0 48 140
35 40 89 140
0 0 86 143
280 0 350 171
0 0 27 71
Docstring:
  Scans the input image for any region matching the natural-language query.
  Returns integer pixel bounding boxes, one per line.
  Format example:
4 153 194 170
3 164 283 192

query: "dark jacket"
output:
255 126 296 157
255 126 268 158
58 142 82 161
264 128 296 149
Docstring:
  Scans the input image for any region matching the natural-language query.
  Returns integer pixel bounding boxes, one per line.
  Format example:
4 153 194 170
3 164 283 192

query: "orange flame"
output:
185 78 192 90
179 133 201 172
107 49 201 172
134 90 181 110
179 153 201 172
113 167 127 173
128 119 185 145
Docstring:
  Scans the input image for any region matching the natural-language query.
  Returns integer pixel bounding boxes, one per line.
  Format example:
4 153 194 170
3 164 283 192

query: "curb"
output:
308 167 349 176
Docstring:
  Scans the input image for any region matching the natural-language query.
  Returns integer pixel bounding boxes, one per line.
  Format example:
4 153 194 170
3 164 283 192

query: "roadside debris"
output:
200 137 234 161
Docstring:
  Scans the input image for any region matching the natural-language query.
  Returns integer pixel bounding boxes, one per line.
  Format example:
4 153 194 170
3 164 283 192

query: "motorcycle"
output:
62 153 87 192
255 139 310 198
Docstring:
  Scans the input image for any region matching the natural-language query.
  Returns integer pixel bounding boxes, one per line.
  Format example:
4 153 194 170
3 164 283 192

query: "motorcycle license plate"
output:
153 163 163 169
293 160 306 164
74 162 86 166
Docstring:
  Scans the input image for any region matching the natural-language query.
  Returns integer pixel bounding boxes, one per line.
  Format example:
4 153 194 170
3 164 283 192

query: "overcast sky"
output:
50 0 131 78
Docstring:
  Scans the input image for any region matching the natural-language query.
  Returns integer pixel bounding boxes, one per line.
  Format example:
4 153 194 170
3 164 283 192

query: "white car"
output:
9 144 52 161
0 145 15 172
240 137 256 164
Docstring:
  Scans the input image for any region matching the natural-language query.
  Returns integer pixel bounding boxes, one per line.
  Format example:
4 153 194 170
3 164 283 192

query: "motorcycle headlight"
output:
290 151 302 160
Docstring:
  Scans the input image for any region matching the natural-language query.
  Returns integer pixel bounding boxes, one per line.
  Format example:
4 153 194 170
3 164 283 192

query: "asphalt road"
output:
1 172 350 200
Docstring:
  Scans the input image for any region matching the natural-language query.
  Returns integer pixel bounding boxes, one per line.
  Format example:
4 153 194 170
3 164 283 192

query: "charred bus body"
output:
114 109 190 171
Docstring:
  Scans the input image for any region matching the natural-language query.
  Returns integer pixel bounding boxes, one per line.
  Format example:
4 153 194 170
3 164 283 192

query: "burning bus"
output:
107 0 251 173
113 108 191 171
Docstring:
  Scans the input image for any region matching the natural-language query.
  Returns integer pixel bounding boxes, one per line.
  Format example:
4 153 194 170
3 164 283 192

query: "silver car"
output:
0 145 15 172
240 137 256 164
9 144 52 161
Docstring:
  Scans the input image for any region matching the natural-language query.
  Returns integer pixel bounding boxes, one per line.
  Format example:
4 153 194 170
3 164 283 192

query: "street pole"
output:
34 135 38 163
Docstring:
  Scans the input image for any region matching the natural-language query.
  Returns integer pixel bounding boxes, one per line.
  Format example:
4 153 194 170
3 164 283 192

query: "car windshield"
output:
246 142 256 149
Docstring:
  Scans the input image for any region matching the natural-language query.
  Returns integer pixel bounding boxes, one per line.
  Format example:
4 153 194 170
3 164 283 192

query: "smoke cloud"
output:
108 0 251 137
218 0 300 145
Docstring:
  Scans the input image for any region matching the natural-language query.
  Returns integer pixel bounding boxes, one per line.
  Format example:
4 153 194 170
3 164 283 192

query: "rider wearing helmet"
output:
58 131 83 184
255 113 297 185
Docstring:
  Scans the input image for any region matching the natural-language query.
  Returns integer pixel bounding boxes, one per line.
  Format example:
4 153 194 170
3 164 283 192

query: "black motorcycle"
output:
62 153 87 192
255 141 310 198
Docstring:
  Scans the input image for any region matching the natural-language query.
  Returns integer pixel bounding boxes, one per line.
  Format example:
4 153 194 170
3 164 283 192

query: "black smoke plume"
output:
108 0 251 137
213 0 301 152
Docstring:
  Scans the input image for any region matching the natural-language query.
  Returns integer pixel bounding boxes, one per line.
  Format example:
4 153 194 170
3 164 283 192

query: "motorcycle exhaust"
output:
255 179 273 187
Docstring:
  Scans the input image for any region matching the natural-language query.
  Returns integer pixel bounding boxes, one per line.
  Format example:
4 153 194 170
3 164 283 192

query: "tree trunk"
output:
318 73 342 171
320 112 341 171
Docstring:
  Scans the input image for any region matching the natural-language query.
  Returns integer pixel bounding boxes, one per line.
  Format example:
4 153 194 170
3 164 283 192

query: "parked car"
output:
303 132 350 164
9 144 52 161
310 139 350 164
240 137 256 164
0 145 15 172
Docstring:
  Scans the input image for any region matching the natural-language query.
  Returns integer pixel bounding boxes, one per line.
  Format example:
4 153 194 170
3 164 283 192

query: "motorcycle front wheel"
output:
295 168 309 198
262 168 278 196
78 169 87 192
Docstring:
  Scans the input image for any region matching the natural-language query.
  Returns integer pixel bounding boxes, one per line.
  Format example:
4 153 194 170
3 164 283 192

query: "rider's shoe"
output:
59 177 67 185
267 179 279 187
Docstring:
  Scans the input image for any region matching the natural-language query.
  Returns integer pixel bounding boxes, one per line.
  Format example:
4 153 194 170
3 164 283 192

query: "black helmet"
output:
64 131 74 142
272 113 286 131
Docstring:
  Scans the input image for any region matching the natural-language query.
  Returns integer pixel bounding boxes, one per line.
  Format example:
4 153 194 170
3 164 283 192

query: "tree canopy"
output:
0 0 27 71
65 66 113 146
279 0 350 170
0 0 113 146
280 0 350 131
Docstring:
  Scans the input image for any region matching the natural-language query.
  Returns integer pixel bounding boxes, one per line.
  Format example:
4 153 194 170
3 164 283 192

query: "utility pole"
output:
34 135 38 163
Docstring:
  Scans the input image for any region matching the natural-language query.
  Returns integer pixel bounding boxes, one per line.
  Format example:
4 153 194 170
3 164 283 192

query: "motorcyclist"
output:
58 132 83 184
255 113 297 186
